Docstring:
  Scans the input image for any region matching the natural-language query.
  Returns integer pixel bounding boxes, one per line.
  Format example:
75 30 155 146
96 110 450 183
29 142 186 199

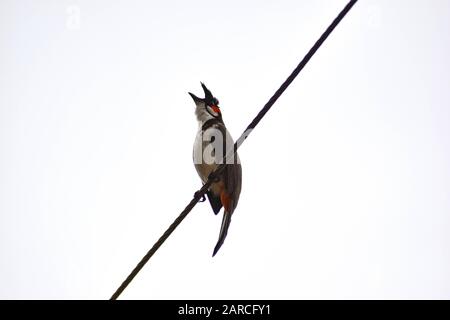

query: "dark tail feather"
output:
212 212 232 257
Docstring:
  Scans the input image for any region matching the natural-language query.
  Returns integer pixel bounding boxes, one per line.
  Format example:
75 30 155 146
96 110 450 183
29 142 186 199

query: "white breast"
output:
193 126 219 183
193 123 240 194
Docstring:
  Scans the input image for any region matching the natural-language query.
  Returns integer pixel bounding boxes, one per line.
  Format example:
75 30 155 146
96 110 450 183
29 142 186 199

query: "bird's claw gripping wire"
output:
194 191 206 202
194 171 220 202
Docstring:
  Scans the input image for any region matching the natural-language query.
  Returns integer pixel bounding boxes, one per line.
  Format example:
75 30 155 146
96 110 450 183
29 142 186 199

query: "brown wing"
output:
215 123 242 215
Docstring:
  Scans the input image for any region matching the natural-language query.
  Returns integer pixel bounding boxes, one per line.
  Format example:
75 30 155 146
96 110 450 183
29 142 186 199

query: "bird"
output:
189 83 242 256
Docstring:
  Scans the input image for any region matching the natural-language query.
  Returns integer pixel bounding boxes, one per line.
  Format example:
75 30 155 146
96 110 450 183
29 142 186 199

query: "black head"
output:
188 82 221 118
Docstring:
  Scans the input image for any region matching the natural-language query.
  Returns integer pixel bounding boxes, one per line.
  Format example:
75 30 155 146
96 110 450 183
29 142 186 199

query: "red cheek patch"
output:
211 105 221 113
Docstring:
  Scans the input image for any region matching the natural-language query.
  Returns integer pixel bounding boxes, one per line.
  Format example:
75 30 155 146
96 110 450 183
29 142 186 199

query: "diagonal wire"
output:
110 0 358 300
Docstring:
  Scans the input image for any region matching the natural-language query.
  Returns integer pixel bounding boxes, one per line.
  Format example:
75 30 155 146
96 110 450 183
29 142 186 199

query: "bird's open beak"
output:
188 92 201 103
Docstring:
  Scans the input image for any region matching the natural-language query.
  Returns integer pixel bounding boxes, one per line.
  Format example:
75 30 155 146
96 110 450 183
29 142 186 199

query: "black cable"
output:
110 0 358 300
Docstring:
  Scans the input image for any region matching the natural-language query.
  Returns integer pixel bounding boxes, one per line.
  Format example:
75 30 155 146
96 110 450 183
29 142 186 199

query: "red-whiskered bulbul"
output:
189 83 242 257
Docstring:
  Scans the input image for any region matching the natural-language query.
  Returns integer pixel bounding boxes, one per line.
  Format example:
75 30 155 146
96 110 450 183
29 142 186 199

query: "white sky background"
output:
1 0 450 299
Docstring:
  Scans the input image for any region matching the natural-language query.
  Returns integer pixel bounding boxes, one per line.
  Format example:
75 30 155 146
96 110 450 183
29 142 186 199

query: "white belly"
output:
193 126 229 195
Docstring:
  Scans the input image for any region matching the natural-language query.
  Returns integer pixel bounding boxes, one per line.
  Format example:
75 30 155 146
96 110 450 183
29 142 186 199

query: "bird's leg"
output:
194 191 206 202
195 171 220 202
